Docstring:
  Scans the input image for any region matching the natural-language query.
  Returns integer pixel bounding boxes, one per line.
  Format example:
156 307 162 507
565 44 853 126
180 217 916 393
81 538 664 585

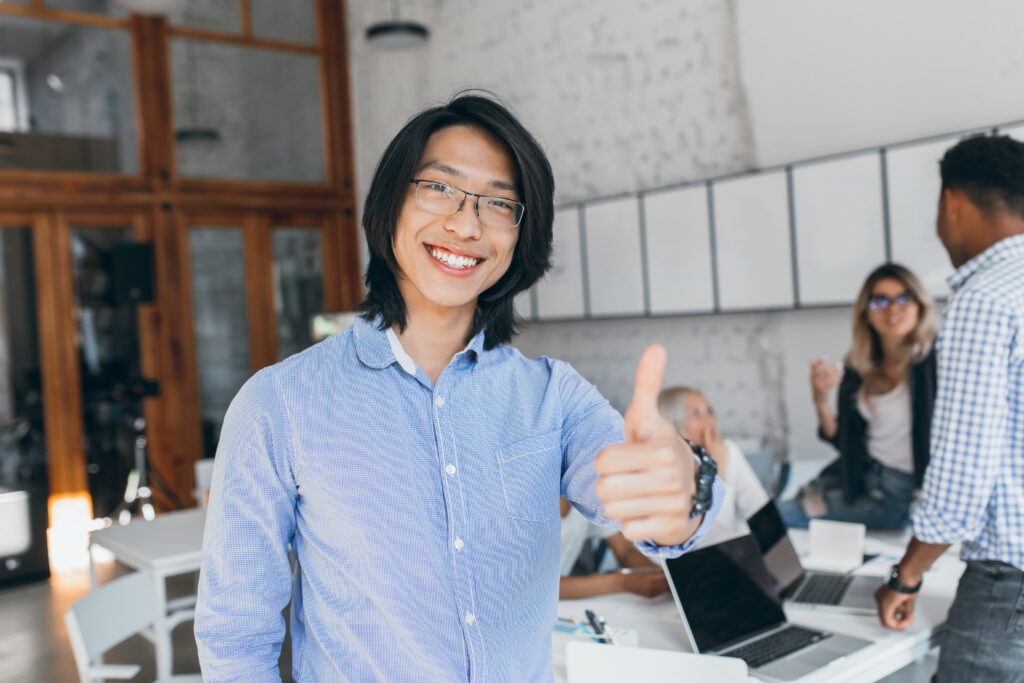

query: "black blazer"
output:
817 349 937 504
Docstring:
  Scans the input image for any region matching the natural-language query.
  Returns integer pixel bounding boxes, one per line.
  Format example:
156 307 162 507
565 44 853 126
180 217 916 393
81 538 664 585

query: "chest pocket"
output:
497 429 561 523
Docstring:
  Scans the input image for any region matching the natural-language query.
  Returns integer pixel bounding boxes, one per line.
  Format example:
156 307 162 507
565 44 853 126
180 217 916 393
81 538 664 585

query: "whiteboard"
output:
535 207 586 319
642 185 715 314
712 170 794 310
792 152 887 305
886 137 958 297
584 197 645 317
998 123 1024 142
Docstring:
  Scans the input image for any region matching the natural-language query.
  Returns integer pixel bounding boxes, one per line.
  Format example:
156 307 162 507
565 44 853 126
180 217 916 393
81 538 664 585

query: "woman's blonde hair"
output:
847 263 938 394
657 385 706 438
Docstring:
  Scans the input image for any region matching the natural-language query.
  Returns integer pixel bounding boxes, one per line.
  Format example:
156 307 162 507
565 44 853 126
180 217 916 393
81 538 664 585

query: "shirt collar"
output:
947 233 1024 292
352 315 487 373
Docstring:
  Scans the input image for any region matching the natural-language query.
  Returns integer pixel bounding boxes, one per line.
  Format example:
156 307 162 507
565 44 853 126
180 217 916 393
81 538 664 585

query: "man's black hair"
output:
940 133 1024 219
355 92 555 350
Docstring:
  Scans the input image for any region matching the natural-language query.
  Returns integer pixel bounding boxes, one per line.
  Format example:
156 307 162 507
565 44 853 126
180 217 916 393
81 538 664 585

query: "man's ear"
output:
941 187 964 221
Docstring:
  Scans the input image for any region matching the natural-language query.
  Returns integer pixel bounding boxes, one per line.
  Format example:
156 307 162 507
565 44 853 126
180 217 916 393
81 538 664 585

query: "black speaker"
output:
112 242 155 304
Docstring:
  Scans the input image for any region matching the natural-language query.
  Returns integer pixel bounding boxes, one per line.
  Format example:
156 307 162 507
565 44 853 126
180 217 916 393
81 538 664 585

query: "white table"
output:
89 508 206 682
554 529 964 683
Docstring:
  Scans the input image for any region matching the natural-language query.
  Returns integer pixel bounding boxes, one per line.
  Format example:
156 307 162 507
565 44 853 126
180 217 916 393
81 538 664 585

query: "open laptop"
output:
664 534 871 681
746 501 879 613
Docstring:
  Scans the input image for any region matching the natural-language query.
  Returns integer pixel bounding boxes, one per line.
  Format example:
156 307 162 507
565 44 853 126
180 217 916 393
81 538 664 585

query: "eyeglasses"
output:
868 292 913 312
410 179 526 229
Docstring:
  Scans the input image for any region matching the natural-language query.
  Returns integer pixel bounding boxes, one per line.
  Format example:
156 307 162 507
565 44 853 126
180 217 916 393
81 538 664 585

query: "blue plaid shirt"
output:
195 316 723 682
913 234 1024 570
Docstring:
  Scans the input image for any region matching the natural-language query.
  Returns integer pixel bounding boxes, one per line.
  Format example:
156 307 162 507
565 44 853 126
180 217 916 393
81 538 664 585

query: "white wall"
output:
344 1 1019 467
736 0 1024 166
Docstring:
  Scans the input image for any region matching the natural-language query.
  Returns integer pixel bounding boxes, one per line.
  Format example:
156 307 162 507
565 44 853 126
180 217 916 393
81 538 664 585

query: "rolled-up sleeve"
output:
913 290 1011 544
194 369 298 682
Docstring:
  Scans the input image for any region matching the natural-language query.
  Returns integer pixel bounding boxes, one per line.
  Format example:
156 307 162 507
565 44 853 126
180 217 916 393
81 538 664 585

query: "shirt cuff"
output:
635 457 727 559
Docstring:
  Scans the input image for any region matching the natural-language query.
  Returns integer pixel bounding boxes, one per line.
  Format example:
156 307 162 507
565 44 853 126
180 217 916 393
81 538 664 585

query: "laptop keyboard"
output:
791 573 853 605
726 625 830 669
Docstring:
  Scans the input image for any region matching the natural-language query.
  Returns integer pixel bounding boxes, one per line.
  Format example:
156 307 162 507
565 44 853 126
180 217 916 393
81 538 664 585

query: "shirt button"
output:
434 395 445 408
445 464 456 476
465 612 475 625
454 537 464 550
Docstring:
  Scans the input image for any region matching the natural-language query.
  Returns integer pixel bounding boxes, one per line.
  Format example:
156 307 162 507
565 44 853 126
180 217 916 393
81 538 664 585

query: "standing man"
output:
876 134 1024 680
194 93 722 681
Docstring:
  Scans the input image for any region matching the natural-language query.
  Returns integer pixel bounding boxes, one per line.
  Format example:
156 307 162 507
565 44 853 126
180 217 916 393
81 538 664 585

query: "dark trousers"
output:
936 560 1024 682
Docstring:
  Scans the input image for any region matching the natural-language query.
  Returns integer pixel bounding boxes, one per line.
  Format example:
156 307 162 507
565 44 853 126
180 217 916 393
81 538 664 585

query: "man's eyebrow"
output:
418 160 517 194
417 160 465 178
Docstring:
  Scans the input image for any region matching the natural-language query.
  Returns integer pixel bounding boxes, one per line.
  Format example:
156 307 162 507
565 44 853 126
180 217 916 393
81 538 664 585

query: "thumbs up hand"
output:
594 344 703 547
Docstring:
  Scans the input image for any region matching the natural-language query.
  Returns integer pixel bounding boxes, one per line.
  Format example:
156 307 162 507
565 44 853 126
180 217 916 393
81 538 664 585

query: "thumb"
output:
624 344 668 443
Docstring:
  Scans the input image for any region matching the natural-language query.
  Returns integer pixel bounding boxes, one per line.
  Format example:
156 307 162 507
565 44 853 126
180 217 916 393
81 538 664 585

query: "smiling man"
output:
194 94 723 682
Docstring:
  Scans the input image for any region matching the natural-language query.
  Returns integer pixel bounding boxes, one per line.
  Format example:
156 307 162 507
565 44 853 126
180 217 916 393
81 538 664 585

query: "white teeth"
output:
430 247 480 269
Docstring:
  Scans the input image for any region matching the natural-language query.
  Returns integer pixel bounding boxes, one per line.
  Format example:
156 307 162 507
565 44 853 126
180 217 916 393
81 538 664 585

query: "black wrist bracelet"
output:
685 438 717 519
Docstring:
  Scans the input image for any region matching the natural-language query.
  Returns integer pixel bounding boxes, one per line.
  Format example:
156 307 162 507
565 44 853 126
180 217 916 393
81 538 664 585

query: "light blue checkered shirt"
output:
195 316 723 682
913 234 1024 570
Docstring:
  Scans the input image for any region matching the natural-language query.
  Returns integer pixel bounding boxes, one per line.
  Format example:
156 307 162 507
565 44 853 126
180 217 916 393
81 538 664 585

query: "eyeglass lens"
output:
413 180 524 228
868 293 911 311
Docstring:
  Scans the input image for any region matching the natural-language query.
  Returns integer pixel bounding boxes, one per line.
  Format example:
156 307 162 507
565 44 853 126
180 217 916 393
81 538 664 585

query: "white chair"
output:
64 571 200 683
193 458 215 508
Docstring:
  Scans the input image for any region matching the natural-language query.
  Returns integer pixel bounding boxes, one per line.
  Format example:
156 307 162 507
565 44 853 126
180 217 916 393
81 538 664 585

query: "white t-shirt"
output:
857 381 914 473
695 439 771 548
559 506 619 576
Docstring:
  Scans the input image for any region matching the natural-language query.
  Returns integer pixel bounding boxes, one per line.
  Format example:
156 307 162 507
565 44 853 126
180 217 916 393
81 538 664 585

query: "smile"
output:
427 245 482 270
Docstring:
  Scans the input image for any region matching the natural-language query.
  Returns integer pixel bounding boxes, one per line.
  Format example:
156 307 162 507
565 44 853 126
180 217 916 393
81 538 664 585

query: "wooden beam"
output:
244 213 278 369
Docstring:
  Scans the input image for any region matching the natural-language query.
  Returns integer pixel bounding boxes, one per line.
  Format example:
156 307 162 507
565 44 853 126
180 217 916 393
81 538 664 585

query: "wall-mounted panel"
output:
584 197 645 317
793 153 886 305
712 171 793 310
514 287 535 321
886 137 959 297
535 207 585 319
643 185 714 314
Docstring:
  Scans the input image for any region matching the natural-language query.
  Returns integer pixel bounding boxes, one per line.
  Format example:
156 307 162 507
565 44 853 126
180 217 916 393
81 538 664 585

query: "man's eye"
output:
424 182 452 196
486 198 515 213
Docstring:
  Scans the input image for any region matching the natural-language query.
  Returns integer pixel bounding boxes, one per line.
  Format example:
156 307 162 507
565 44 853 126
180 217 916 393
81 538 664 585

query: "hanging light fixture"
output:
365 0 429 49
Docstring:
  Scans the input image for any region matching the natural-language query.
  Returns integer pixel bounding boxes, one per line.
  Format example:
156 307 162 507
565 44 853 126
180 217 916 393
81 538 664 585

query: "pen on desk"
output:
584 609 616 645
597 614 617 646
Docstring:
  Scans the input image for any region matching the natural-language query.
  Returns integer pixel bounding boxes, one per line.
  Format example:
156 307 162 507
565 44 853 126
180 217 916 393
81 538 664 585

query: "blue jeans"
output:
936 560 1024 682
777 460 915 530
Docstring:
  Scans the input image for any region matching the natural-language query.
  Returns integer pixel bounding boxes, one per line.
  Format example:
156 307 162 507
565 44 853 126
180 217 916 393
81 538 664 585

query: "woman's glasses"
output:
868 292 913 312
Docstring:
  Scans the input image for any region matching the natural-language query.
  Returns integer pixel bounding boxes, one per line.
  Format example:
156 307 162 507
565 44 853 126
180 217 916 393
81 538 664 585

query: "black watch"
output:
887 564 922 594
685 439 717 519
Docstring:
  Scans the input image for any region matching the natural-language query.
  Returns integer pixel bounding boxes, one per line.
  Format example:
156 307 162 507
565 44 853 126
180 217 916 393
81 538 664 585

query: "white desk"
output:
89 508 206 682
554 530 964 683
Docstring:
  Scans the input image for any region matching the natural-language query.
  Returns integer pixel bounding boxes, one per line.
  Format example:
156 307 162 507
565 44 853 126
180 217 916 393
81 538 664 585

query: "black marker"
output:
585 609 613 645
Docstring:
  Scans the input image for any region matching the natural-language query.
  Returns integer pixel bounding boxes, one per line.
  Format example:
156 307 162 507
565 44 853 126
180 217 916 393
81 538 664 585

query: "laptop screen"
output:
665 533 786 653
747 501 805 593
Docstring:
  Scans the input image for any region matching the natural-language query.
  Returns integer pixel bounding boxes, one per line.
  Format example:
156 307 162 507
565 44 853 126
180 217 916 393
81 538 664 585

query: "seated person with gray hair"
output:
658 386 769 547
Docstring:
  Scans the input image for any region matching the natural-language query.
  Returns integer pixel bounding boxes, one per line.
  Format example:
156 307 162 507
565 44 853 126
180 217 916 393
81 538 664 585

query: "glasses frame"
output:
409 179 526 229
867 292 914 312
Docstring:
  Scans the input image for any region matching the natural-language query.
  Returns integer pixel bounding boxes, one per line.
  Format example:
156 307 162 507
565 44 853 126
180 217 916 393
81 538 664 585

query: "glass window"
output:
171 38 325 183
167 0 240 34
0 14 138 173
188 228 250 458
0 227 47 497
251 0 316 45
69 227 144 518
273 228 324 360
43 0 128 16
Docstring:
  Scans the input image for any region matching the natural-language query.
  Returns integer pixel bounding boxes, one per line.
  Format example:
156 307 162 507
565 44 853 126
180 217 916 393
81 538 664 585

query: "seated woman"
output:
558 497 669 600
658 386 769 547
778 263 938 529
